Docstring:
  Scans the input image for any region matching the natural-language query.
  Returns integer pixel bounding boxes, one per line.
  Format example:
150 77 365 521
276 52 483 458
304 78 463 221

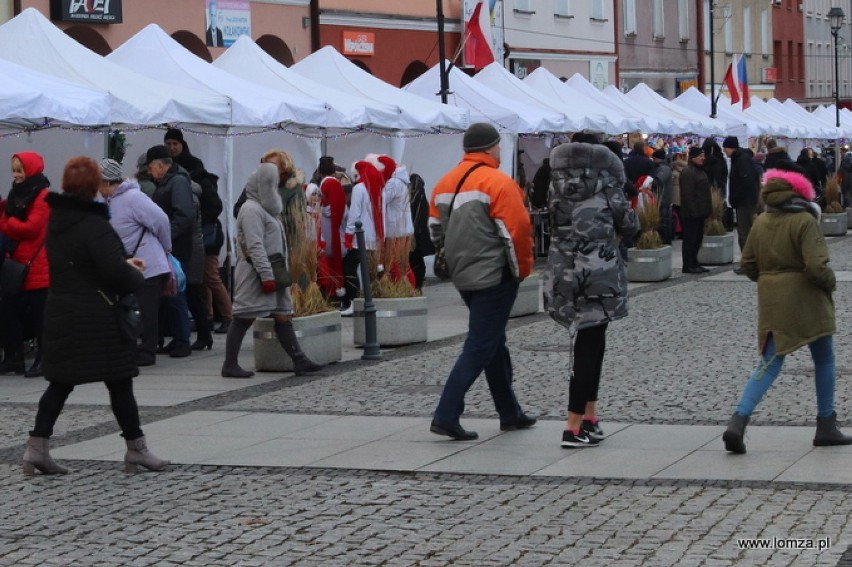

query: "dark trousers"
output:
658 204 673 245
342 249 361 306
433 278 523 424
159 291 191 347
681 216 706 269
409 250 426 290
2 288 47 362
136 274 167 362
32 379 143 440
735 204 756 253
568 323 608 415
186 283 212 343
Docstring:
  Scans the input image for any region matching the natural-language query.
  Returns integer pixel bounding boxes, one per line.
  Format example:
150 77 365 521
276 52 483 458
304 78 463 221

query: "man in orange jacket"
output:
428 123 536 440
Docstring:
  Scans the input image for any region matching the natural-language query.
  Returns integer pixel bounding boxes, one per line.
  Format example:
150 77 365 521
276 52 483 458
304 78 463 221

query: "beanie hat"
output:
463 122 500 152
318 156 336 176
722 136 739 149
136 152 148 169
99 158 123 182
652 148 667 160
164 128 185 144
146 145 171 164
688 146 704 160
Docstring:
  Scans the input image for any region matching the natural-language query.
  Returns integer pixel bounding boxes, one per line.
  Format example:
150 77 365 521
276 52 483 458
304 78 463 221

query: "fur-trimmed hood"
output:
549 142 626 200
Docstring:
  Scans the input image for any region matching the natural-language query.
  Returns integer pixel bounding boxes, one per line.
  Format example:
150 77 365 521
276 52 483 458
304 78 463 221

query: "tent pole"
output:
320 128 327 157
436 0 449 103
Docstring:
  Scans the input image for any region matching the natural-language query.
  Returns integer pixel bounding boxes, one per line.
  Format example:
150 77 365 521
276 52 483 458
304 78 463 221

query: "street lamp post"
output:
829 7 844 129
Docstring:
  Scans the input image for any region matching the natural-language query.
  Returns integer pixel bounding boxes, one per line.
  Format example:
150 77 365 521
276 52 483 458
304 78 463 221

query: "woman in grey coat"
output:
221 163 322 378
543 134 639 448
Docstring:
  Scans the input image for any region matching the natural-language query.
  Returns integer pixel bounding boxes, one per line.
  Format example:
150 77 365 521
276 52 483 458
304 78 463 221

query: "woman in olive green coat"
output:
723 167 852 454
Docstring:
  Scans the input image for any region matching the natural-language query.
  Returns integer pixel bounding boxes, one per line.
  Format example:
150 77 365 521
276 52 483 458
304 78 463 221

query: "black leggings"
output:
568 323 608 415
31 379 143 440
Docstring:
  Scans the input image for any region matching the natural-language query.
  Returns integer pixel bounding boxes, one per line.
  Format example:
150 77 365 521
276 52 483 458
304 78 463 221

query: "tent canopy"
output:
0 57 110 126
0 9 231 125
291 46 469 131
523 67 642 134
405 61 566 133
565 74 658 133
109 25 330 128
213 36 400 130
771 98 844 139
625 83 725 136
672 87 769 138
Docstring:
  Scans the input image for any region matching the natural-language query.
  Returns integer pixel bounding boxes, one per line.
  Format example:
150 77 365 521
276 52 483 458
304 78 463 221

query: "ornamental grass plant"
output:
823 175 844 214
634 191 663 249
704 187 728 236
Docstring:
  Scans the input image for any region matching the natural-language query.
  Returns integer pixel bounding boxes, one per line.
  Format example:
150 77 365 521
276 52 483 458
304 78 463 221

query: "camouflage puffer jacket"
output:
543 142 640 331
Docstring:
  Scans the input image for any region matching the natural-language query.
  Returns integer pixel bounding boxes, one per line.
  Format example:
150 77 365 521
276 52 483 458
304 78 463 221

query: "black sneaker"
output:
582 419 605 441
561 430 600 448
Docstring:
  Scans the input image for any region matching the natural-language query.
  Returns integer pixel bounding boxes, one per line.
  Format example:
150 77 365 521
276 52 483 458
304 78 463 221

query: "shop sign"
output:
50 0 122 23
343 31 375 56
762 67 777 83
512 59 540 79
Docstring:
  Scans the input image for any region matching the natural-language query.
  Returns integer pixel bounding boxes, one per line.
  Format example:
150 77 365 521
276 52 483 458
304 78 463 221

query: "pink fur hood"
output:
762 168 815 201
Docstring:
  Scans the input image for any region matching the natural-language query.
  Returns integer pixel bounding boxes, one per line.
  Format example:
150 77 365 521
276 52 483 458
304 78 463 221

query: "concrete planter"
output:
353 296 428 346
627 245 672 282
821 212 848 236
510 273 541 318
253 311 342 372
846 207 852 227
697 232 735 265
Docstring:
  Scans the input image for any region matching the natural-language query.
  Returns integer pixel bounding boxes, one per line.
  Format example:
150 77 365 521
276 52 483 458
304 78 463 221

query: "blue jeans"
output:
433 278 523 424
736 334 835 418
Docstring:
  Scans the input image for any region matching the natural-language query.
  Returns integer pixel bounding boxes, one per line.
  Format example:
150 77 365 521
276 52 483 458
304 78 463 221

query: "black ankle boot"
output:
24 352 43 378
813 412 852 446
722 412 749 454
274 320 324 376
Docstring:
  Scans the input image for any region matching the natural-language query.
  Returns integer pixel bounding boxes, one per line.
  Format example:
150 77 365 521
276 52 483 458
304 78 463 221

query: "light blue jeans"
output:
736 334 835 418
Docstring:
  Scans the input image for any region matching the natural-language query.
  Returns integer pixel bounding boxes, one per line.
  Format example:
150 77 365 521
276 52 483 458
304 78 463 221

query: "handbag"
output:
433 163 485 280
202 220 224 250
167 254 186 294
0 240 44 295
97 290 142 344
268 252 292 287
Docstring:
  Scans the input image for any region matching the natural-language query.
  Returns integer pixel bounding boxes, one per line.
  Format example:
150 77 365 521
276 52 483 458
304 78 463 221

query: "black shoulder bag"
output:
433 163 485 280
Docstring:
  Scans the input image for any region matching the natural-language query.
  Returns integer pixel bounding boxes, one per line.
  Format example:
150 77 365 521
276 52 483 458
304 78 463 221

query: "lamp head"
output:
829 7 844 32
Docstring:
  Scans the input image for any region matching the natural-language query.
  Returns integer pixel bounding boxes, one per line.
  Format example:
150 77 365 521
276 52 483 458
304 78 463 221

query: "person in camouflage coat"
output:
544 134 639 448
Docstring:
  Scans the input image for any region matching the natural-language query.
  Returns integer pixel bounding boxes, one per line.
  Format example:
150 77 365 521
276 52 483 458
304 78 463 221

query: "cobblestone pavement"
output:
3 237 852 565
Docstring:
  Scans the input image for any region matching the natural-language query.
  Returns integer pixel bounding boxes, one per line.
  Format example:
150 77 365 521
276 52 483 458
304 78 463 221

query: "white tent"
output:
291 46 469 131
814 105 852 135
0 9 231 125
672 87 769 138
523 67 644 134
773 98 846 139
108 25 329 128
565 74 657 133
602 85 694 134
739 96 810 139
625 83 725 136
213 36 400 131
474 63 579 131
0 57 110 126
404 62 565 133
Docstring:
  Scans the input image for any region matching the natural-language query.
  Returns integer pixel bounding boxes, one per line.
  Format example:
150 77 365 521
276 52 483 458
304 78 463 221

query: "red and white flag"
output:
464 1 495 71
723 54 751 110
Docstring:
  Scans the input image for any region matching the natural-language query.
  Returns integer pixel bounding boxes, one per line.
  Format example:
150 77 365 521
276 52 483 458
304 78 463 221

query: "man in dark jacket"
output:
722 136 760 263
146 144 194 358
763 138 794 170
530 158 551 209
679 147 712 274
652 148 674 245
623 141 655 184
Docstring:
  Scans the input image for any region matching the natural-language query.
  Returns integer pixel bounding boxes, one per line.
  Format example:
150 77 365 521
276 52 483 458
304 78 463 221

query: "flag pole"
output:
709 0 717 118
436 0 449 104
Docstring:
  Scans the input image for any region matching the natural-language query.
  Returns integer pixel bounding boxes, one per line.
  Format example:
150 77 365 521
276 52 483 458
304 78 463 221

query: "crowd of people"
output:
7 122 852 475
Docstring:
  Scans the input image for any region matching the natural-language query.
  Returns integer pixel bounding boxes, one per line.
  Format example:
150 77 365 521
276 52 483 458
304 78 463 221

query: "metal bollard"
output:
354 221 382 360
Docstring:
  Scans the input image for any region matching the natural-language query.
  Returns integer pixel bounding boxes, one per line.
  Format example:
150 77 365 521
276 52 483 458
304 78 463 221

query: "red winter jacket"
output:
0 153 50 291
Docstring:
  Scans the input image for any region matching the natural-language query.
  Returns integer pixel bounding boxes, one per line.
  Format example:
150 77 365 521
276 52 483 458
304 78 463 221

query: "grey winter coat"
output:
544 142 640 331
185 183 205 285
232 163 293 318
151 163 195 264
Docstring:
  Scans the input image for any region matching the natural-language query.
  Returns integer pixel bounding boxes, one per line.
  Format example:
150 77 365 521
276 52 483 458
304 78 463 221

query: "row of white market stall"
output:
2 7 850 214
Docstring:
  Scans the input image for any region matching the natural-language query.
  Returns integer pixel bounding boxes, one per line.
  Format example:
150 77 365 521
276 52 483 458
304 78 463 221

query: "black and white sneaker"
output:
561 430 600 448
582 419 606 441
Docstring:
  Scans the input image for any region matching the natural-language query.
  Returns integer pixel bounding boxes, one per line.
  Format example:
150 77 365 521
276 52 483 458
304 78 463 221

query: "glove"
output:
344 233 354 249
261 280 277 294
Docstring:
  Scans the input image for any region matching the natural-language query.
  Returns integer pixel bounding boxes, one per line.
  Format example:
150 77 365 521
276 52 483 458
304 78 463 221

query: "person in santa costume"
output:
316 157 347 301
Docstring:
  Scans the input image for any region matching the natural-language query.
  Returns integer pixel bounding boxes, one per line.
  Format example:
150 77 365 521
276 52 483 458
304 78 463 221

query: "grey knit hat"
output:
99 158 124 182
463 122 501 152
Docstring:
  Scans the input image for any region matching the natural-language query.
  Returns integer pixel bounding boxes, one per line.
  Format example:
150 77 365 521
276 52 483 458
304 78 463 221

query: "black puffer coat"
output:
43 193 144 385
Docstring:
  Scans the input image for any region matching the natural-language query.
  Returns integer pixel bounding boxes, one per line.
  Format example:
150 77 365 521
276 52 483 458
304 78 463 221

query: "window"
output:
514 0 533 13
761 10 770 55
724 4 732 52
591 0 605 20
554 0 572 17
653 0 665 38
678 0 690 41
743 6 752 54
623 0 637 35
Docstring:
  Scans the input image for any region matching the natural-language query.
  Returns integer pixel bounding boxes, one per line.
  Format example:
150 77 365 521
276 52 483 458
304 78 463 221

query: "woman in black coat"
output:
22 157 169 476
407 173 435 290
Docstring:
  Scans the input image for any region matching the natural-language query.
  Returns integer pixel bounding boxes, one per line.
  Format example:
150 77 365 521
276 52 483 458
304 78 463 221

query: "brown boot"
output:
124 436 170 473
22 436 69 475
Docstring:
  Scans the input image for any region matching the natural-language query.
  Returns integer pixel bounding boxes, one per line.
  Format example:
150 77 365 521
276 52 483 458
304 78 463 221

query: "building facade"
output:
618 0 699 98
772 0 805 100
802 0 850 109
